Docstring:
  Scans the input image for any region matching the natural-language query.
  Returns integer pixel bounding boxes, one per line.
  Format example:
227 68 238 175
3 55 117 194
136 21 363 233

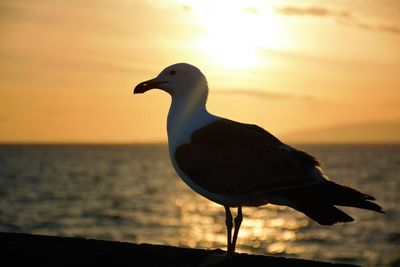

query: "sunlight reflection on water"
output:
0 144 399 266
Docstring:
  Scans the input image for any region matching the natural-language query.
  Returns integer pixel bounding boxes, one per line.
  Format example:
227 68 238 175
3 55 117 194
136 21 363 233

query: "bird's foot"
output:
198 249 235 267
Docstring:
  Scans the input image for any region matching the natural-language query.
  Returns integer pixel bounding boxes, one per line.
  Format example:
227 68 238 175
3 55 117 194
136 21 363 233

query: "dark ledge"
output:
0 232 359 266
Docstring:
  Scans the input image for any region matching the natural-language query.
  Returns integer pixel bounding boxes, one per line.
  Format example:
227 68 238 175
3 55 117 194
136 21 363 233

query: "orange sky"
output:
0 0 399 143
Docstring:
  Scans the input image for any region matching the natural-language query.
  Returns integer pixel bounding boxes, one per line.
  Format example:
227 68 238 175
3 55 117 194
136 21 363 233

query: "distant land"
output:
282 120 400 144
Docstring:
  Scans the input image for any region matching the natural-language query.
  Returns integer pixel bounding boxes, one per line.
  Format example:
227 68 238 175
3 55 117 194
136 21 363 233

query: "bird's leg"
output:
198 206 235 266
231 206 243 255
224 206 233 254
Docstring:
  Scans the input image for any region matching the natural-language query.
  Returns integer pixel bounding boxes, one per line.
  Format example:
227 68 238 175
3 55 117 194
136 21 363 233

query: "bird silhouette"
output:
133 63 384 259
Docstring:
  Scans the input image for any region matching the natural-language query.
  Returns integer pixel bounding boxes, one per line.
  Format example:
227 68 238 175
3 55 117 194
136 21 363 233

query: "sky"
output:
0 0 399 143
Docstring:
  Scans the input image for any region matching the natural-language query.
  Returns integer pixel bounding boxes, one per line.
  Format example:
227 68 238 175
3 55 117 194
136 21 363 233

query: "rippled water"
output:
0 144 399 266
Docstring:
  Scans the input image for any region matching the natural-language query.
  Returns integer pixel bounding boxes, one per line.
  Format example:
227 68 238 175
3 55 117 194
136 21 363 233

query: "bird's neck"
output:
167 92 216 147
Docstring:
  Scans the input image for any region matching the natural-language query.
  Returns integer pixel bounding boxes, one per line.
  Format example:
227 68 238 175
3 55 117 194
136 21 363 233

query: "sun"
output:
191 1 286 69
196 33 258 69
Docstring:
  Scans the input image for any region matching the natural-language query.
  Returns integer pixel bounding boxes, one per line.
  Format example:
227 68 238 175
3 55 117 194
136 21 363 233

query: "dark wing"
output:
175 118 320 195
175 118 384 226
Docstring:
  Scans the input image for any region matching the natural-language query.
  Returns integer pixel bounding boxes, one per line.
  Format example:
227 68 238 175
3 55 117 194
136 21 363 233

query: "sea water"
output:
0 144 399 266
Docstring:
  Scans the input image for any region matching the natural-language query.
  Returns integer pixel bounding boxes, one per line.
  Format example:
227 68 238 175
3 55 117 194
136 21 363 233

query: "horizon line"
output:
1 141 399 146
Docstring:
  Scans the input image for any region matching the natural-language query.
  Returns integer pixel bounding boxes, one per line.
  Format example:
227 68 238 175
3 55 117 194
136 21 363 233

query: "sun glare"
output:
197 33 257 69
191 1 286 69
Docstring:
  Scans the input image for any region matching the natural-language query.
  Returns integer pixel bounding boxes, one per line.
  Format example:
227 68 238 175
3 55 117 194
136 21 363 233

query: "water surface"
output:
0 144 399 266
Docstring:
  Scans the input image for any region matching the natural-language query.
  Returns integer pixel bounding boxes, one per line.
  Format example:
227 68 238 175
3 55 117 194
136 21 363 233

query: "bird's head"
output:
133 63 208 99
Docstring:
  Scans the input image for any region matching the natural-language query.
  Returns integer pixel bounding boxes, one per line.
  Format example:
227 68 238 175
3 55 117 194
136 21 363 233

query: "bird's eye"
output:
169 70 176 76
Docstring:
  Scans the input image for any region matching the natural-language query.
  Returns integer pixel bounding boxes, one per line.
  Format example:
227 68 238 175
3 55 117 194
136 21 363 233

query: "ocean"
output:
0 144 399 266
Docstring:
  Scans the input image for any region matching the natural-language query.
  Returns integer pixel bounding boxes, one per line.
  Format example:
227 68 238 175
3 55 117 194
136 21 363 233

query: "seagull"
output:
133 63 384 257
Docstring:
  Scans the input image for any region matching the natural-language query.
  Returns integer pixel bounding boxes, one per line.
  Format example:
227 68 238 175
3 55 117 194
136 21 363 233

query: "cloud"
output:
357 22 400 35
275 6 336 17
274 5 400 35
214 89 314 101
242 6 259 14
259 47 331 64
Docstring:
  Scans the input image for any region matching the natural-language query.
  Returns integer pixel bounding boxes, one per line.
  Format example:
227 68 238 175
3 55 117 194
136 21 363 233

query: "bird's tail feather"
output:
275 181 384 226
321 181 384 213
296 202 354 226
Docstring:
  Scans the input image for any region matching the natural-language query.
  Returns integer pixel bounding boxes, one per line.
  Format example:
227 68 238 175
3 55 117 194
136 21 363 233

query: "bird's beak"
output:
133 78 167 94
